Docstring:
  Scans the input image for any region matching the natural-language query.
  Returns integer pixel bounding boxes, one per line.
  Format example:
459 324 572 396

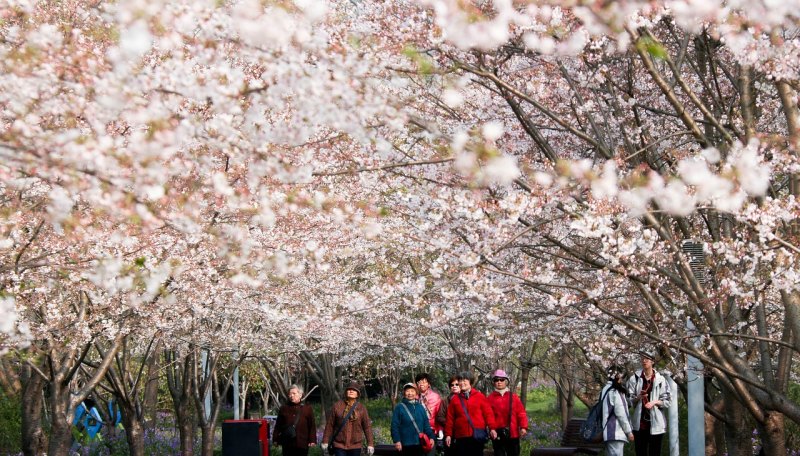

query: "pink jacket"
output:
420 389 443 432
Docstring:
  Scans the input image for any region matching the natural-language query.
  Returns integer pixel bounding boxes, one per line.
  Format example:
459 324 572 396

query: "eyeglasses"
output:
493 378 507 382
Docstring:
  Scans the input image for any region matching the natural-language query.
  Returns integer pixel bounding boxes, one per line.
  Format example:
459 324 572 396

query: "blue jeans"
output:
333 448 362 456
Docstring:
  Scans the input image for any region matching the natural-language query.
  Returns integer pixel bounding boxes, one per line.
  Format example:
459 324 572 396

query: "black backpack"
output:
579 388 612 443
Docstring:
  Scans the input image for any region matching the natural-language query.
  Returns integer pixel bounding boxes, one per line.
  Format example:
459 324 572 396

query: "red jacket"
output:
487 390 529 438
445 390 496 439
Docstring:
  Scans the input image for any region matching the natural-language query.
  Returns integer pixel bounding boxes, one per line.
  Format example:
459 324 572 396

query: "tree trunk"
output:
200 424 216 456
758 412 786 455
20 364 47 456
176 403 195 456
118 399 147 456
143 342 163 429
121 407 147 456
47 383 73 456
518 361 532 406
722 393 751 456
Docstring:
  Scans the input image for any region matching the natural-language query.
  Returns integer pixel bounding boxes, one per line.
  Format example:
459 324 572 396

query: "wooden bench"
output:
530 419 603 456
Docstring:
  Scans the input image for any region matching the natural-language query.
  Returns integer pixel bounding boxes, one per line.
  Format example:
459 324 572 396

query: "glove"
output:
367 446 375 455
321 443 328 451
437 430 443 439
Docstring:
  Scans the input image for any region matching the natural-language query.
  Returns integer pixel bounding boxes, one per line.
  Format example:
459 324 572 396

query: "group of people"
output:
272 369 529 456
272 355 670 456
601 351 672 456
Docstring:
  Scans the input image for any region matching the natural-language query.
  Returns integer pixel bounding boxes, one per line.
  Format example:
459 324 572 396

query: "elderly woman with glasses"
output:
487 370 528 456
444 372 497 456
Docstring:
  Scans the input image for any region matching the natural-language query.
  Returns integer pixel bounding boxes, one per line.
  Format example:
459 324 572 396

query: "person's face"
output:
404 388 418 400
345 389 359 400
416 378 430 393
449 380 461 394
641 357 654 369
493 377 508 388
458 378 472 391
288 388 302 404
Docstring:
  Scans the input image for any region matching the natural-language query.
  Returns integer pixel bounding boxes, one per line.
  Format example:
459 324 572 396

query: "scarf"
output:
343 399 358 421
494 387 510 395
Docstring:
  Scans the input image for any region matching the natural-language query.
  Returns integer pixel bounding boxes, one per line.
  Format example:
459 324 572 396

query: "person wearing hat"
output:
444 372 497 456
487 369 528 456
391 383 436 456
626 351 671 456
602 365 635 456
322 382 375 456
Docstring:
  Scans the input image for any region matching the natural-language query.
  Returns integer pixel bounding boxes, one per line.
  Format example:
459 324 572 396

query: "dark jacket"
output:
435 395 450 431
274 402 316 448
391 398 435 446
445 390 496 439
323 400 374 450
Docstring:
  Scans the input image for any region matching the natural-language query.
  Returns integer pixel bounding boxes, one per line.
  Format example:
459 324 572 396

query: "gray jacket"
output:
601 382 632 442
627 369 671 435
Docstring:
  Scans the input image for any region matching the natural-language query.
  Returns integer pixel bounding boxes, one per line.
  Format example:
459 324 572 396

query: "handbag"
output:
495 391 513 440
401 402 435 452
457 395 489 443
329 402 357 454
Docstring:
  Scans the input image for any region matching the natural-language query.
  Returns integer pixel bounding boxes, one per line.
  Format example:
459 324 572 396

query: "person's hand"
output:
321 443 328 451
395 442 402 451
645 401 656 410
628 432 635 441
445 436 451 447
437 430 443 439
489 429 498 440
367 446 375 455
520 428 528 437
309 443 316 447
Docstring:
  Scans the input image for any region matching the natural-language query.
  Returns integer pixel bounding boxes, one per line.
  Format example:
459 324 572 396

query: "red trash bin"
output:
222 419 269 456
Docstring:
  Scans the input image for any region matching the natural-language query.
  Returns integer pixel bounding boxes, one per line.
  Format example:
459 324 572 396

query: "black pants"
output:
633 430 663 456
451 437 484 456
491 437 520 456
282 446 310 456
401 444 425 456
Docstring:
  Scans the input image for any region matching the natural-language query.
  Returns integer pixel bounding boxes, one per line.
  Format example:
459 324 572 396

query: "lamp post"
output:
682 240 706 456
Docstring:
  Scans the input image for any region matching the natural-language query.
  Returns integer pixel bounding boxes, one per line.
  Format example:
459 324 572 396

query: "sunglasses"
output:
450 383 459 387
493 378 507 382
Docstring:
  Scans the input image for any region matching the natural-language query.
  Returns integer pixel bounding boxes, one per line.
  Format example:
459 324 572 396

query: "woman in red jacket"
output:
444 372 497 456
487 370 528 456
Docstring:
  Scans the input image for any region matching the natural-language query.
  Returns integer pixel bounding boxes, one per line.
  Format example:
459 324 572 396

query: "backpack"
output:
579 388 612 443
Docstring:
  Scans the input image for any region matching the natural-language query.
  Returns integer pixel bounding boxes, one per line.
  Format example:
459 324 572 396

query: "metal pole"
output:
687 319 705 456
233 350 240 420
664 372 679 456
201 349 211 421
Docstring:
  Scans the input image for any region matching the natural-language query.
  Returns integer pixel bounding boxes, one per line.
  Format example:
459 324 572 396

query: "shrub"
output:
0 391 22 454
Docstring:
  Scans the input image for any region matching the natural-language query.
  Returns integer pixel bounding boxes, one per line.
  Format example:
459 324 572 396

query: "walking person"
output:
603 366 635 456
274 385 317 456
487 369 528 456
627 351 671 456
415 373 443 456
392 383 436 456
323 382 375 456
444 372 497 456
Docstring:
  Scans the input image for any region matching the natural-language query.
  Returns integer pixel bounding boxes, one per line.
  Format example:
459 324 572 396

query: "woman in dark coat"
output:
274 384 317 456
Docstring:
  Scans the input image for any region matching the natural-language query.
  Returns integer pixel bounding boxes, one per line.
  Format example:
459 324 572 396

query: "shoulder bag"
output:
457 394 489 443
401 402 434 452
